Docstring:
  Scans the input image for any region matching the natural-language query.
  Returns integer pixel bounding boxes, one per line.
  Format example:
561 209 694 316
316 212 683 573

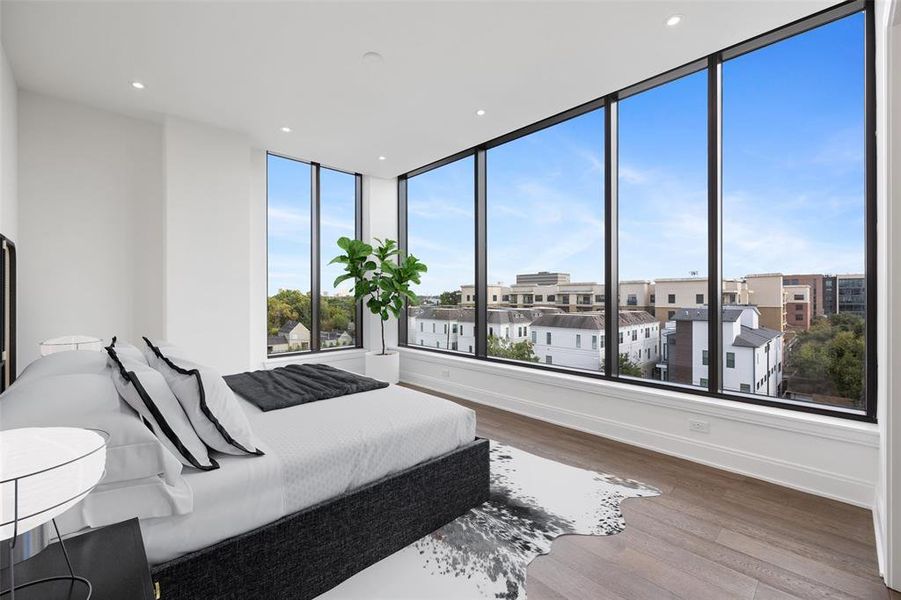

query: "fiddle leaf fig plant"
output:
330 237 427 356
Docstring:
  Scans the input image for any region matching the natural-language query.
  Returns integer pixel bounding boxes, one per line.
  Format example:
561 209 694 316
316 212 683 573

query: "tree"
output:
487 336 538 362
267 295 300 335
618 354 643 377
439 290 461 306
788 313 865 403
330 237 427 355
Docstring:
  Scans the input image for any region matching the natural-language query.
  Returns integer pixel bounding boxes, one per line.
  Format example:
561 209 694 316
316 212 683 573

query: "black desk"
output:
0 519 154 600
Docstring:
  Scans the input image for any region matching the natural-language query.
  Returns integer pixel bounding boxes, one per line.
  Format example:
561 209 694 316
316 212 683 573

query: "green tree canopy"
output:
487 336 538 362
439 290 461 306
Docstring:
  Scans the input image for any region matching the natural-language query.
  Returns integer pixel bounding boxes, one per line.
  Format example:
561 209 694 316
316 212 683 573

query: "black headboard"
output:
0 235 16 391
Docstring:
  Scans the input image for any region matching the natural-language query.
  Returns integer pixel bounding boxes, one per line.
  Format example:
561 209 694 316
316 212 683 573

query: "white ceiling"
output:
3 0 840 178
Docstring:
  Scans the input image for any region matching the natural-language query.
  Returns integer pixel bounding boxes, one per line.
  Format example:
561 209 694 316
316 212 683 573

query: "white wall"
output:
0 21 16 243
401 348 878 507
877 0 899 587
162 117 252 374
17 91 164 368
361 176 397 355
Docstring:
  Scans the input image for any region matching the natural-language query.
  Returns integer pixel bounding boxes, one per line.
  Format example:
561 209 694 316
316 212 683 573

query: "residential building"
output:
410 306 561 353
665 306 783 396
744 273 785 332
530 310 659 374
651 277 749 323
267 320 311 353
782 274 826 317
783 284 812 332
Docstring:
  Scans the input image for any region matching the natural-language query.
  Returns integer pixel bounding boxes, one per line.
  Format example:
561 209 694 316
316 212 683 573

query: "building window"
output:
631 330 638 342
406 155 474 356
700 378 709 387
546 332 552 345
399 3 874 420
420 323 423 332
619 332 624 344
575 334 582 349
702 350 709 366
740 384 751 393
532 331 537 343
592 335 598 350
269 156 361 356
722 11 867 410
535 295 543 302
545 356 553 365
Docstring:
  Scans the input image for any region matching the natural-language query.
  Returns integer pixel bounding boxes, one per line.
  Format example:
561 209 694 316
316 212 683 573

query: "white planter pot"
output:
365 350 400 384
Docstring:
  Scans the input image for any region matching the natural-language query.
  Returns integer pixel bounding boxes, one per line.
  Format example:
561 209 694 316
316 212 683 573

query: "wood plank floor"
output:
404 384 893 600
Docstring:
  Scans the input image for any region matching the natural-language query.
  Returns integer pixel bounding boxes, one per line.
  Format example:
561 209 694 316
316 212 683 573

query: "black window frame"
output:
397 0 876 422
266 152 364 359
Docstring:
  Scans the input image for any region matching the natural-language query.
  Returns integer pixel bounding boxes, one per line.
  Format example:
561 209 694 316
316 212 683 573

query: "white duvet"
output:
140 384 476 565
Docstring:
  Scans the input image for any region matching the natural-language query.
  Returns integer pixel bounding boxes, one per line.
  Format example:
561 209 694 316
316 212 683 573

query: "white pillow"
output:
0 372 184 486
17 350 110 384
105 345 219 471
141 338 262 456
55 474 193 537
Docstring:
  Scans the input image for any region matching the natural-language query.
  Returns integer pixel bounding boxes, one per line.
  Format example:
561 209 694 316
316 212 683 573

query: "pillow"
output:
105 344 218 471
17 350 110 384
0 373 184 486
142 337 262 456
108 338 147 363
55 474 193 537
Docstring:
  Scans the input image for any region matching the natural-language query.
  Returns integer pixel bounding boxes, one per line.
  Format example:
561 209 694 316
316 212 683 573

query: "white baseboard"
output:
402 369 876 509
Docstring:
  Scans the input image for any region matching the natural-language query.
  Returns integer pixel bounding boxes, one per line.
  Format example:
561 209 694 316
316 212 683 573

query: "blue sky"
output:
270 12 865 298
267 157 355 295
407 12 865 294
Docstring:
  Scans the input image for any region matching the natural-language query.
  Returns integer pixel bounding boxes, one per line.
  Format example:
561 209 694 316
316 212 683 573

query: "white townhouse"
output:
410 307 551 353
529 310 659 374
666 305 783 395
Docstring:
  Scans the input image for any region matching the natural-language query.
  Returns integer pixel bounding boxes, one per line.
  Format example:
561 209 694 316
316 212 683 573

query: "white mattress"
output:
140 384 476 565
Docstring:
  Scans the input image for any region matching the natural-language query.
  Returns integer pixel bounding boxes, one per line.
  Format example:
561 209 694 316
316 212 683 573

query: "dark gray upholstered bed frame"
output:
151 437 490 600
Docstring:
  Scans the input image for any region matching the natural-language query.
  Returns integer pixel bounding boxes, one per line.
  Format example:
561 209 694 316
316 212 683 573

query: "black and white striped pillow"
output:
105 342 218 471
142 338 262 457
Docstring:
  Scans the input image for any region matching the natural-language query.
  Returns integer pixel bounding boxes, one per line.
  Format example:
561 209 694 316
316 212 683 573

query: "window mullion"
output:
604 97 619 377
311 162 321 353
475 148 488 358
707 55 723 394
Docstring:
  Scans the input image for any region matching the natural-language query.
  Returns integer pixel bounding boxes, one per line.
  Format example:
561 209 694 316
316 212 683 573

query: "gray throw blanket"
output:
224 364 389 412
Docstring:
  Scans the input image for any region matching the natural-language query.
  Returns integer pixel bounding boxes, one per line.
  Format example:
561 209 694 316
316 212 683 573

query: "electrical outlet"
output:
441 369 451 378
688 419 710 433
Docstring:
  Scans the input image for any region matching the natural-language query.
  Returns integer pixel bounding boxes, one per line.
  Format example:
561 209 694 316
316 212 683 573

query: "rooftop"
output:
530 310 656 330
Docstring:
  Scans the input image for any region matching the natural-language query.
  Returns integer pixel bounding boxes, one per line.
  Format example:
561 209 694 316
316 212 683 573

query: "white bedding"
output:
140 384 476 565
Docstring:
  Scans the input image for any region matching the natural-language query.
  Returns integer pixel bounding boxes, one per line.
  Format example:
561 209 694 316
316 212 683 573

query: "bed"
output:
150 382 489 599
1 344 489 600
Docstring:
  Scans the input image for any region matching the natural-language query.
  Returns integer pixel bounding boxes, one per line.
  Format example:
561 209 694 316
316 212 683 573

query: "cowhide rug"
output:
318 442 660 599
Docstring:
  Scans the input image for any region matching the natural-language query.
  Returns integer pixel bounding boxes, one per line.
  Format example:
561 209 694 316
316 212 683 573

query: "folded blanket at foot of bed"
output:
223 364 389 411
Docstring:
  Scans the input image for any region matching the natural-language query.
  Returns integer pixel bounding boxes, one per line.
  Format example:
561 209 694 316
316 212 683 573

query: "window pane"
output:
267 155 312 354
320 168 357 350
618 71 707 387
722 13 866 410
486 109 605 371
407 156 474 354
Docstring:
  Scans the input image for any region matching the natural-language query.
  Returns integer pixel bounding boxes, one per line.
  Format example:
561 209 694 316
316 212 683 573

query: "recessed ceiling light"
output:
130 81 145 90
666 14 683 27
476 109 486 117
362 51 383 64
280 126 292 133
378 156 387 161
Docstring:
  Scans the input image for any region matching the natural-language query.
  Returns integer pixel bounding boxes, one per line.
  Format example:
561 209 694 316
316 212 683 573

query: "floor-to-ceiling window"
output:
486 109 605 371
319 167 359 350
398 1 874 420
405 155 475 354
722 12 867 410
618 70 707 387
267 154 361 356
